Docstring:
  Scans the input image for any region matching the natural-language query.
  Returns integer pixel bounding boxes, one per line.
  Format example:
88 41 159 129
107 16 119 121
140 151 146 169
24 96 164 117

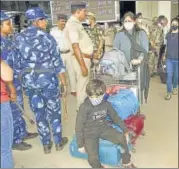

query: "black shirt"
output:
75 97 127 148
166 32 179 59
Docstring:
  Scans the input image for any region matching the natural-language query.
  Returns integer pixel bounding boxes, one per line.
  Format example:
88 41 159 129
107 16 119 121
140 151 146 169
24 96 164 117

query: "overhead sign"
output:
50 0 119 25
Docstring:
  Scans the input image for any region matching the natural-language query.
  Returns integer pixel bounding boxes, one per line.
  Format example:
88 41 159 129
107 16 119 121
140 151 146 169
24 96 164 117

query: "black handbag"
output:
158 61 167 84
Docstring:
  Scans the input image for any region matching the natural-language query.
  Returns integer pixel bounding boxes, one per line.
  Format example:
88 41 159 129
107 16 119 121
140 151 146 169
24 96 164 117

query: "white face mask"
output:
89 95 104 106
86 19 90 25
124 22 135 30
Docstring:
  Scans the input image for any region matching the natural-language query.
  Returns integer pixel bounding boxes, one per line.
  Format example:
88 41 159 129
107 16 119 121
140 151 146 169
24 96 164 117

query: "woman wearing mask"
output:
164 18 179 100
113 12 150 103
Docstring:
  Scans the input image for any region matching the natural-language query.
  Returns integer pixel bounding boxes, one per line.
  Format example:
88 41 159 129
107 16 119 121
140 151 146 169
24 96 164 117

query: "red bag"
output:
124 114 146 145
106 85 128 95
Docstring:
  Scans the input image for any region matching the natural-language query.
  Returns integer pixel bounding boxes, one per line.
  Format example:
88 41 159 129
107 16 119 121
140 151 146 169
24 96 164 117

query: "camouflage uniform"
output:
104 25 122 52
148 20 163 76
86 24 104 57
85 24 104 80
137 22 150 37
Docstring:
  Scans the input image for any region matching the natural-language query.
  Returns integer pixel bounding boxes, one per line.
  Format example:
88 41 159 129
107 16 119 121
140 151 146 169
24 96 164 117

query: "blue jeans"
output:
1 102 14 168
166 58 179 93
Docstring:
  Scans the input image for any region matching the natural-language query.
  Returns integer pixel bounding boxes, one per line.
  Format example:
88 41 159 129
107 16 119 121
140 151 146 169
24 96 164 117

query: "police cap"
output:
0 11 13 21
57 14 67 20
71 2 86 12
25 7 48 21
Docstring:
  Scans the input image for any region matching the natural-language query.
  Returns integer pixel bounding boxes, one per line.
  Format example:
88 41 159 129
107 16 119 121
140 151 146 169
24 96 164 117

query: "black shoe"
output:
55 137 68 151
12 142 32 151
43 142 53 154
23 132 38 141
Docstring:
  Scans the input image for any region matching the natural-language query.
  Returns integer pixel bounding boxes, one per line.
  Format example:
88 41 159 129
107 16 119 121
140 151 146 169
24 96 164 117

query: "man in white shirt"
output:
50 14 76 96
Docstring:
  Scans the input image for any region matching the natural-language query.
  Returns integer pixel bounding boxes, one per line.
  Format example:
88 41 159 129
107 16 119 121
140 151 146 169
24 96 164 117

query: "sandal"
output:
165 93 172 100
172 88 178 95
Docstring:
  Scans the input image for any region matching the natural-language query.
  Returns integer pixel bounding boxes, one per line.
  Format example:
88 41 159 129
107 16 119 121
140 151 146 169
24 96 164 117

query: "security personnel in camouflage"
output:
148 17 164 77
14 7 68 154
136 13 150 37
85 12 104 60
0 11 38 151
104 22 122 52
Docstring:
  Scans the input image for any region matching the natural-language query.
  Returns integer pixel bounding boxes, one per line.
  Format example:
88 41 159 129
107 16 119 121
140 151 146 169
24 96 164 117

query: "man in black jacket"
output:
75 79 136 168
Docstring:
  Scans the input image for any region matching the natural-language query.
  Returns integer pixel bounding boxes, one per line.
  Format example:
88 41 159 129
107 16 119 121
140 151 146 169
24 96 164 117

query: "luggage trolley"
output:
94 63 143 113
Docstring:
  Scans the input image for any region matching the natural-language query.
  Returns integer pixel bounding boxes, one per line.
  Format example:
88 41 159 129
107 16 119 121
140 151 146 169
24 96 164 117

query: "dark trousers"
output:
84 125 131 168
158 44 166 68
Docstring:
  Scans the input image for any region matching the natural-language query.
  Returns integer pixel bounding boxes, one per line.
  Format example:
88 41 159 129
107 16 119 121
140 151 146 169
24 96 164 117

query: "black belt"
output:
105 45 113 47
19 67 55 81
61 50 70 54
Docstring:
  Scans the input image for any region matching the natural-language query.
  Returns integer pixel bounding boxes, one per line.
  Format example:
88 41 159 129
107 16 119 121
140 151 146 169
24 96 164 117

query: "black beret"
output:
57 13 67 20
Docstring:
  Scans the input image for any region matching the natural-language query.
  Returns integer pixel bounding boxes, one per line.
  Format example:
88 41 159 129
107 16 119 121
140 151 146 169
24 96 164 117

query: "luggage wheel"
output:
141 131 146 136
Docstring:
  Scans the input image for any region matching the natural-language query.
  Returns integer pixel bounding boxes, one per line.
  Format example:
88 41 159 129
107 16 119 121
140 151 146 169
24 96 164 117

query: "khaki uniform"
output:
148 24 163 75
64 16 93 110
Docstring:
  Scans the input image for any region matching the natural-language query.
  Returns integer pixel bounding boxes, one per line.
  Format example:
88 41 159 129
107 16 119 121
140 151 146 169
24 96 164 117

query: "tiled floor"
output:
14 77 178 168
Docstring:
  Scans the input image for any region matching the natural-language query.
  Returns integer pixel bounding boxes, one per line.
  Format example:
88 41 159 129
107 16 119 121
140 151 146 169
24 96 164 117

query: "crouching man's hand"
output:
78 147 86 153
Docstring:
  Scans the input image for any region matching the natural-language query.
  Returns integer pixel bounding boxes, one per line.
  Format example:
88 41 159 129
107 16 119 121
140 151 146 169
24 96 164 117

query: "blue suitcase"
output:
69 127 134 166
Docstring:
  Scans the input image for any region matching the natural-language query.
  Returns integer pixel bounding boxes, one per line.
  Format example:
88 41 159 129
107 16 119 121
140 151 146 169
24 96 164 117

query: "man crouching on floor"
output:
75 79 136 168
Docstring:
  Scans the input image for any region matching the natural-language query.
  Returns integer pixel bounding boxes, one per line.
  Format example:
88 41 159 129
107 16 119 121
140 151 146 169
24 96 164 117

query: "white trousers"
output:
61 53 76 93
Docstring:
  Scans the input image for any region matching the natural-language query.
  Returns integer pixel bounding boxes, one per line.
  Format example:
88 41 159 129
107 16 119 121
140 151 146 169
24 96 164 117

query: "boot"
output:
23 132 38 141
12 142 32 151
55 137 68 151
43 142 53 154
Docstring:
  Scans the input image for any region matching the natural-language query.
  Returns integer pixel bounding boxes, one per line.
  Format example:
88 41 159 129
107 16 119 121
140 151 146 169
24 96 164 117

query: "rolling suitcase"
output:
69 127 134 166
124 114 146 145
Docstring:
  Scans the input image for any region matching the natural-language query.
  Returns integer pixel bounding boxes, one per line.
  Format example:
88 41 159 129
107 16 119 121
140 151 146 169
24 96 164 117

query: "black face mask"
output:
171 25 178 31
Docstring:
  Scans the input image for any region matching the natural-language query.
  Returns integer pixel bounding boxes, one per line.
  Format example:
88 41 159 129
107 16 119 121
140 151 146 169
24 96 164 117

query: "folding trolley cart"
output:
93 63 143 113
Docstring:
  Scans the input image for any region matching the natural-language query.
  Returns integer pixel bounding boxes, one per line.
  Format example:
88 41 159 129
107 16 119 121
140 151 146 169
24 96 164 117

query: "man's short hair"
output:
86 79 106 97
71 2 86 14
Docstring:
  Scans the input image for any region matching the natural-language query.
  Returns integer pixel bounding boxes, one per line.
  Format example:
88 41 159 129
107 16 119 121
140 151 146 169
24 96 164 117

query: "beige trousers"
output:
105 46 113 52
72 56 91 110
61 53 76 93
